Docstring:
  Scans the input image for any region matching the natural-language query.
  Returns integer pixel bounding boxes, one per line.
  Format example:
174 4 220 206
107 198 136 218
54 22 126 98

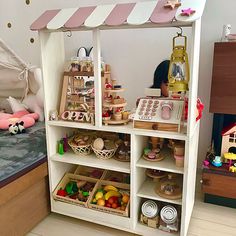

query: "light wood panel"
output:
0 162 48 206
210 42 236 115
0 178 50 236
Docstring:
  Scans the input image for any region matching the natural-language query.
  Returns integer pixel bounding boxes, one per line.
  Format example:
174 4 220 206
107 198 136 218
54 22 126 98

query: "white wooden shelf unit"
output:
32 1 205 236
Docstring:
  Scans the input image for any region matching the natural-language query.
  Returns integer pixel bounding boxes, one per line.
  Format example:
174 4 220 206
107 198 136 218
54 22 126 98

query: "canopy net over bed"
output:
0 38 43 111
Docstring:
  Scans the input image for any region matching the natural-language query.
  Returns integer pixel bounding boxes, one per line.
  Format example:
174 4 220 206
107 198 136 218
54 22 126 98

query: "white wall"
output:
0 0 235 166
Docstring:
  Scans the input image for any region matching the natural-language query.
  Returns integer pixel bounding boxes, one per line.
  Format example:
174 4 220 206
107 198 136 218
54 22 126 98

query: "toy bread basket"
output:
68 134 93 155
91 138 118 160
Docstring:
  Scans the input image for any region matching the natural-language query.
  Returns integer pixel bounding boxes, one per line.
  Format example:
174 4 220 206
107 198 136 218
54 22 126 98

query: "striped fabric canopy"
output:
30 0 206 31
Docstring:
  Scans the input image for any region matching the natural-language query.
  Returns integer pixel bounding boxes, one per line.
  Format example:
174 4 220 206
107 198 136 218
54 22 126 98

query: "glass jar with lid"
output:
80 56 93 72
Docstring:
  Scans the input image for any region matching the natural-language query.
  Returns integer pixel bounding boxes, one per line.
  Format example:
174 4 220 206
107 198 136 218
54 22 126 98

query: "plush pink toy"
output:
0 110 39 130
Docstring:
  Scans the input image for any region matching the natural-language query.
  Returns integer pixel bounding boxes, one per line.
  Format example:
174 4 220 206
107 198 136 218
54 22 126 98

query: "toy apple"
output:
57 188 67 197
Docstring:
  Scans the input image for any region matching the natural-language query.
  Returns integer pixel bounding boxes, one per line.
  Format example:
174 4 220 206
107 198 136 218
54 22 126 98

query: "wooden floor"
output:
27 180 236 236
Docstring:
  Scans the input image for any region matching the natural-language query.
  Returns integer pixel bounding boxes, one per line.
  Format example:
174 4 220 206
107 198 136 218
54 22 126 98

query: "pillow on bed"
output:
7 96 44 121
22 94 44 121
0 98 12 113
7 96 26 112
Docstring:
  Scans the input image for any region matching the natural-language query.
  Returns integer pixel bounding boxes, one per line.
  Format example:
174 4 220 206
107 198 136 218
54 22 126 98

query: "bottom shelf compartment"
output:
137 197 181 235
135 223 180 236
52 167 131 218
51 198 133 232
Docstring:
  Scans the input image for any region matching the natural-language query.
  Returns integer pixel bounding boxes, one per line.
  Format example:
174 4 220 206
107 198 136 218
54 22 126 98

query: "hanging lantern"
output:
168 32 190 93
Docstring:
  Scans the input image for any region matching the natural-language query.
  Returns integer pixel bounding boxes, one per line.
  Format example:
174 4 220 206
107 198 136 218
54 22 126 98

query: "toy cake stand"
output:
146 169 167 181
155 174 182 200
103 84 129 125
142 137 165 162
114 140 131 162
142 153 164 162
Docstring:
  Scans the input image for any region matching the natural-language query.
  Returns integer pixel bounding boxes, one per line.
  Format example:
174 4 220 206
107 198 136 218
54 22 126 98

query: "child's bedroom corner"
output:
0 1 236 236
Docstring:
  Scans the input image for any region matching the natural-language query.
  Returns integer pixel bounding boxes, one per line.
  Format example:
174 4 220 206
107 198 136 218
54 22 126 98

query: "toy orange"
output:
97 198 105 206
122 194 129 204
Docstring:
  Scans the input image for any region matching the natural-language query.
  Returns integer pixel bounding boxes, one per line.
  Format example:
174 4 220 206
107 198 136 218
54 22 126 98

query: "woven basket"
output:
91 144 118 160
68 138 92 155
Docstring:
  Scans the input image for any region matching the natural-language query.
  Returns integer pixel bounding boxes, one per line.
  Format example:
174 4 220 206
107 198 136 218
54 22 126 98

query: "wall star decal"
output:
181 8 196 16
164 0 181 10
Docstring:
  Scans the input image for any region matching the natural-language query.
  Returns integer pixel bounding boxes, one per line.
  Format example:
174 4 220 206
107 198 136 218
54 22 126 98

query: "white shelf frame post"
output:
39 30 66 207
93 28 102 127
181 18 202 236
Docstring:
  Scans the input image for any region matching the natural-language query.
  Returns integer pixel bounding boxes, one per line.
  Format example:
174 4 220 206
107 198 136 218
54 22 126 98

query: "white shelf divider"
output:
93 28 103 127
48 120 188 141
137 179 182 206
51 152 130 173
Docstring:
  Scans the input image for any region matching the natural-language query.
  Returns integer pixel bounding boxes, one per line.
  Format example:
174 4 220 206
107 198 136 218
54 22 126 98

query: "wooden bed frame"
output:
0 162 50 236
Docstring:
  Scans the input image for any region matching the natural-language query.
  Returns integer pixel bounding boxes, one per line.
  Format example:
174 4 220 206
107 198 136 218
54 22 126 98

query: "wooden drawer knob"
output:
152 124 158 130
200 179 210 186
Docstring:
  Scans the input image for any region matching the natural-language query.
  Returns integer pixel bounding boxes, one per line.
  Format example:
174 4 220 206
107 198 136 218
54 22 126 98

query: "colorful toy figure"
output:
212 156 222 167
229 163 236 172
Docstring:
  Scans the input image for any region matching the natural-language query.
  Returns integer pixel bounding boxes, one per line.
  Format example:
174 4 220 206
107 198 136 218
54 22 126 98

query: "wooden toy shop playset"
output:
31 0 206 235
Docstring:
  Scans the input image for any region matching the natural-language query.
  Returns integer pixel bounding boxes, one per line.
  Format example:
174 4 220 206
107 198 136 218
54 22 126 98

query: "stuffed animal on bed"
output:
0 110 39 130
9 121 26 135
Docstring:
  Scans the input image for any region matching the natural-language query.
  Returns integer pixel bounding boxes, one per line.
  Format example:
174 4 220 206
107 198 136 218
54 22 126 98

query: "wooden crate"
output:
53 173 98 208
74 166 105 180
88 180 130 217
102 170 130 184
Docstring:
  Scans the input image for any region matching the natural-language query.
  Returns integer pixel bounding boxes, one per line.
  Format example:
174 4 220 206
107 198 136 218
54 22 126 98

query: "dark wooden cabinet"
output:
202 171 236 199
210 42 236 115
202 169 236 208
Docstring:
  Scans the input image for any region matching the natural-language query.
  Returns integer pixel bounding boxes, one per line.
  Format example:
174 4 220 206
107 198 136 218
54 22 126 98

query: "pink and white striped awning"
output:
30 0 206 31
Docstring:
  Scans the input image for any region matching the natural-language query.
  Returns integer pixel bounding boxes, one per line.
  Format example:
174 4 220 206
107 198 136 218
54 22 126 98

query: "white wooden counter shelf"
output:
31 0 206 235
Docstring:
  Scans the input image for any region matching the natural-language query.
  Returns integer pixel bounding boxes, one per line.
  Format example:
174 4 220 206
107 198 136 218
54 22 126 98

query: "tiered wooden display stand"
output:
103 85 129 125
31 1 206 235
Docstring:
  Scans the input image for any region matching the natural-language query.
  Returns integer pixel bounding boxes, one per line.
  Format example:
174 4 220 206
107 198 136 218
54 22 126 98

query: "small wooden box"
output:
101 170 130 184
53 173 98 207
74 166 105 180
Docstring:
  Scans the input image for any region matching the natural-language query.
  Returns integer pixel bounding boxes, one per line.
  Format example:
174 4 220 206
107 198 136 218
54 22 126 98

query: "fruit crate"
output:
88 180 130 217
53 173 98 207
74 166 105 180
101 170 130 184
